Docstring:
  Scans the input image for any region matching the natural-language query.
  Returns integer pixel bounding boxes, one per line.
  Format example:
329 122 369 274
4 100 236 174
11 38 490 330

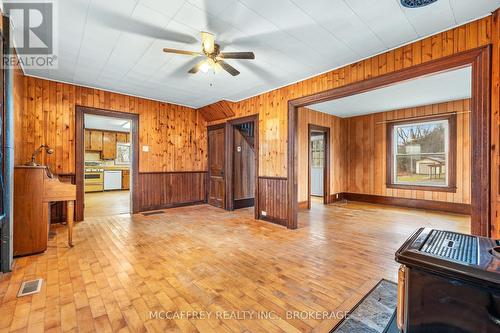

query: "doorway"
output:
75 107 139 221
288 46 490 235
308 124 330 209
226 115 259 213
207 115 259 217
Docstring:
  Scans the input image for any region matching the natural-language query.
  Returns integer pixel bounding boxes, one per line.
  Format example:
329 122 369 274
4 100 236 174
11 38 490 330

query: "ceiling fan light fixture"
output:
400 0 438 8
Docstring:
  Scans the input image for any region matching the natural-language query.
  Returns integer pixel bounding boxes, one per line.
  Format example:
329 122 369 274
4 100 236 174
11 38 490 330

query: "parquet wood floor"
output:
0 201 469 332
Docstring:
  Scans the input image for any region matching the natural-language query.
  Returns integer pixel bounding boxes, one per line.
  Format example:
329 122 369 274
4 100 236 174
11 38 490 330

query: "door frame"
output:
207 123 226 209
75 106 139 222
225 115 259 218
288 46 491 235
307 124 330 209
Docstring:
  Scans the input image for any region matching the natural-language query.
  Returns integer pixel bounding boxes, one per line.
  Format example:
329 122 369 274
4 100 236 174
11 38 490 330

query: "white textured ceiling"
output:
309 66 471 118
85 114 130 132
7 0 500 108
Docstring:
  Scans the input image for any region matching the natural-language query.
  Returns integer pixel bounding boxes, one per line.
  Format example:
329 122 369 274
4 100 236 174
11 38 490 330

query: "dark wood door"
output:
208 127 225 208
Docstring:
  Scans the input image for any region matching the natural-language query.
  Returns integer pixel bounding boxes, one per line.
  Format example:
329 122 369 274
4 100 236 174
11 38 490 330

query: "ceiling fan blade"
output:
201 31 215 54
163 48 202 56
188 60 206 74
218 60 240 76
218 52 255 60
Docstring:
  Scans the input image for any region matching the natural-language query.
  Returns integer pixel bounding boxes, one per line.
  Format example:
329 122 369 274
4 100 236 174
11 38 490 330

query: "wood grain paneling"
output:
258 177 287 226
342 193 471 215
17 76 207 174
491 11 500 239
297 108 347 203
136 172 207 212
207 17 492 179
346 99 471 204
198 100 235 122
233 128 255 201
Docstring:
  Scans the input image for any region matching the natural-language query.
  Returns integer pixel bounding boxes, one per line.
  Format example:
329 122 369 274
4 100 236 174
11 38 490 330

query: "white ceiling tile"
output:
344 0 418 48
139 0 186 19
450 0 500 23
290 0 386 57
186 0 236 17
400 0 455 37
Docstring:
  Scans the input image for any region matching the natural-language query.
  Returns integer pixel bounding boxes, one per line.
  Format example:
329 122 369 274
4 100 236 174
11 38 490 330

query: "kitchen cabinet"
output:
122 169 130 190
84 130 91 150
102 131 117 160
116 132 128 143
89 130 103 151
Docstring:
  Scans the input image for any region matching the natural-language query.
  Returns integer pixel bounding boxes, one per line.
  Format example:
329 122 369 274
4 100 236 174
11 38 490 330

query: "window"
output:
311 136 324 168
387 115 456 192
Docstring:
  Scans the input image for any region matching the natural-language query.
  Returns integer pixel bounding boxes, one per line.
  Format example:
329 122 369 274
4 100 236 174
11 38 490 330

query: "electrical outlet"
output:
142 145 149 152
336 194 339 199
261 211 267 217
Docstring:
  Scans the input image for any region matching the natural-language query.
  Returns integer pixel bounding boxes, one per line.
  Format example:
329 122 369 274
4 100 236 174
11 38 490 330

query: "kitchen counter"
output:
102 166 130 171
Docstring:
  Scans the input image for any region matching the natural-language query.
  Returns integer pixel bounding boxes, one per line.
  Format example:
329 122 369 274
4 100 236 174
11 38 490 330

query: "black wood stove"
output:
395 228 500 333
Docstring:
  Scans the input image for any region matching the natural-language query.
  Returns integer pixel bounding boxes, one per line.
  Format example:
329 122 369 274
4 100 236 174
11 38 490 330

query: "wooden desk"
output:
14 166 76 256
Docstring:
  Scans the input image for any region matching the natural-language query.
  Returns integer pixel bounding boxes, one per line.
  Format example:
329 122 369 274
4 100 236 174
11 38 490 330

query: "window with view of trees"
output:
387 115 456 191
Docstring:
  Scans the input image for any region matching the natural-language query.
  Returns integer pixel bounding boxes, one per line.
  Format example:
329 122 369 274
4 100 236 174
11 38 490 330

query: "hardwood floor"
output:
0 202 469 332
85 191 130 218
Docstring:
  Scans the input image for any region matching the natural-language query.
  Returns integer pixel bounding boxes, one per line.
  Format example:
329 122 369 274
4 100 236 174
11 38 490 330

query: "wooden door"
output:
116 132 127 143
208 127 225 208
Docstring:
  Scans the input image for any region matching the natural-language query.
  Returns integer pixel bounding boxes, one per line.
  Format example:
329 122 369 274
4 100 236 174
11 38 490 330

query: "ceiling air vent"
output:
401 0 438 8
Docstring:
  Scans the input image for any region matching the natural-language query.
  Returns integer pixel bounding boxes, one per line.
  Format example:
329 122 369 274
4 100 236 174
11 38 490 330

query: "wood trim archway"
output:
288 46 491 236
75 106 139 222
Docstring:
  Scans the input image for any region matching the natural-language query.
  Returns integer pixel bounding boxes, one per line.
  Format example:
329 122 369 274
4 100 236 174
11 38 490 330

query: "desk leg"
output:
67 200 74 247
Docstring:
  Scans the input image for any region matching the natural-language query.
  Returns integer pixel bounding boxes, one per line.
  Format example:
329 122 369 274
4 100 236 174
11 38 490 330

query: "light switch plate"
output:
142 145 149 152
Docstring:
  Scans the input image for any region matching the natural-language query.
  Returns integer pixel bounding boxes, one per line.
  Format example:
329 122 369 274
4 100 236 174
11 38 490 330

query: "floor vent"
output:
142 211 165 216
17 279 43 297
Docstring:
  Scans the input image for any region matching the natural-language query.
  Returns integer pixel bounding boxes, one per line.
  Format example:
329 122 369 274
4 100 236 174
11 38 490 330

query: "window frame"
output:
386 114 457 192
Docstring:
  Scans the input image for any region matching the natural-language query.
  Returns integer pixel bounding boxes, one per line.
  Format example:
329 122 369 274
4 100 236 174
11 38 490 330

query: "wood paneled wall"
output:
198 100 235 122
208 17 491 179
258 177 287 226
491 12 500 238
345 99 471 204
296 100 471 205
136 172 207 212
17 76 207 174
233 129 255 200
297 107 347 202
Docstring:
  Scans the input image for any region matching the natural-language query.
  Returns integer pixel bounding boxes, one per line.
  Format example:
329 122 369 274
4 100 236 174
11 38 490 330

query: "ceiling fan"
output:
163 32 255 76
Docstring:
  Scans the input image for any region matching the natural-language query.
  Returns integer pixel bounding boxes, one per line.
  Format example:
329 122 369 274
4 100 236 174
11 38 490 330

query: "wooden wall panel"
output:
13 57 24 167
198 100 235 121
258 177 287 226
297 107 347 202
345 99 471 204
207 17 491 179
136 172 207 212
233 129 255 200
17 76 207 174
491 11 500 238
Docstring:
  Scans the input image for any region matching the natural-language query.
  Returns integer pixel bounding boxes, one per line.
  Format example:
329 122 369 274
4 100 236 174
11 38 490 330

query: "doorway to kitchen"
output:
75 107 138 221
